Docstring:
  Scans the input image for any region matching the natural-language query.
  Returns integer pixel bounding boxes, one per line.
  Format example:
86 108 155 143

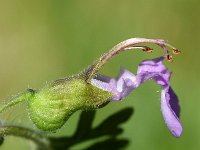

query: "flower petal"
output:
116 68 137 92
91 68 137 101
161 86 182 137
91 76 114 94
137 56 166 75
137 56 169 85
136 56 182 137
91 56 182 137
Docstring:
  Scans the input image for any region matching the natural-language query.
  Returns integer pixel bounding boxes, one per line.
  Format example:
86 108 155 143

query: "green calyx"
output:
28 77 113 131
0 76 113 132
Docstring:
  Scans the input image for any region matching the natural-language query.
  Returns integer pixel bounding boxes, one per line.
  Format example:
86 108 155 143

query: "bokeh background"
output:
0 0 199 149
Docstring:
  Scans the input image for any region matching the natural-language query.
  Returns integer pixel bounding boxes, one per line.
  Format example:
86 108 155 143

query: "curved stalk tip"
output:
86 38 180 82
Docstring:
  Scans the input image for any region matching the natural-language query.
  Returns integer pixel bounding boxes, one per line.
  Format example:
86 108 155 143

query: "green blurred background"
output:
0 0 199 149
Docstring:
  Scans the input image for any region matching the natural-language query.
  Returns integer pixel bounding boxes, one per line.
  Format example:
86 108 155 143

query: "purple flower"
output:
91 56 182 137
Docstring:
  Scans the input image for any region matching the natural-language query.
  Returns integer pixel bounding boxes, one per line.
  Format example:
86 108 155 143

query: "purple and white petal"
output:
91 78 114 94
91 69 137 101
112 68 137 100
137 56 167 75
136 56 182 137
161 86 182 137
137 56 169 85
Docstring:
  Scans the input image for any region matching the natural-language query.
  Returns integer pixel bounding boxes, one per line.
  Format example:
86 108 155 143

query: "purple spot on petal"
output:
168 87 180 118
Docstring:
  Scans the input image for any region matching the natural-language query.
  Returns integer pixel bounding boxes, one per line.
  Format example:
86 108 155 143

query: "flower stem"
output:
86 38 177 82
0 126 51 150
0 89 35 113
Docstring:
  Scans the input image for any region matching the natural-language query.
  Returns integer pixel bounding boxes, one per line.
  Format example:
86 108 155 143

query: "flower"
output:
91 56 182 137
0 38 182 136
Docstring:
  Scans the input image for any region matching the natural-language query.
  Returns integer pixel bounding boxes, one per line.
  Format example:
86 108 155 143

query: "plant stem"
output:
86 38 170 82
0 126 51 150
0 89 35 113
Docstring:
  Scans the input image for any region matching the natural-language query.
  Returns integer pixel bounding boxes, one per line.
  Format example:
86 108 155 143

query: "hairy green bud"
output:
28 77 112 131
0 75 113 131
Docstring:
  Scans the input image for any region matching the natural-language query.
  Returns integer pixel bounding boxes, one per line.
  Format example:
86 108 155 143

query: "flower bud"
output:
28 77 113 131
